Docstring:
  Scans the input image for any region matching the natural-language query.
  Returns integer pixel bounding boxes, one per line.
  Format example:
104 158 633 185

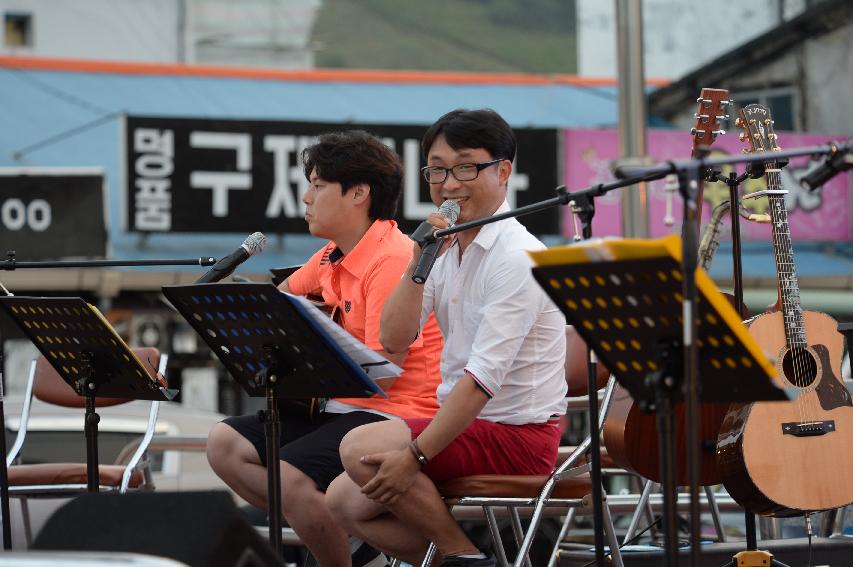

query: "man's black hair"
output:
421 108 517 163
302 130 403 220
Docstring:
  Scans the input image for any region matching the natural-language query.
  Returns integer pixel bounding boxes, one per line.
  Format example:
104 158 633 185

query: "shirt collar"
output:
335 219 396 278
469 201 511 251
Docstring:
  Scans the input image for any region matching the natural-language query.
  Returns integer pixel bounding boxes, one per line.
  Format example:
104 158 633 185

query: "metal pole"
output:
616 0 649 237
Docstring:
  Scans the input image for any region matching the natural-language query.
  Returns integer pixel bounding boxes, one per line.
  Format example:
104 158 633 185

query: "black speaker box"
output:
32 491 283 567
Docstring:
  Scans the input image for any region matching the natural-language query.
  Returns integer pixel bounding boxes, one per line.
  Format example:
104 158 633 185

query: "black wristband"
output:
408 439 429 466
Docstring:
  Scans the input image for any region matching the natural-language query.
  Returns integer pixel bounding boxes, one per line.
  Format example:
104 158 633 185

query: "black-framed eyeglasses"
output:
420 159 504 184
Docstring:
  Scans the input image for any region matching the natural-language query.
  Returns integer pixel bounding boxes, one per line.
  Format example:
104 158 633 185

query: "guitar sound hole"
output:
782 347 818 388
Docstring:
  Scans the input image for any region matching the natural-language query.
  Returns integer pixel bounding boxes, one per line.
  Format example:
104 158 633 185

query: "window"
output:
4 12 32 48
731 87 799 131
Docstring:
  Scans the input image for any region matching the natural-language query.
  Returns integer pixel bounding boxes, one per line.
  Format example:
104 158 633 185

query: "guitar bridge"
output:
781 421 835 437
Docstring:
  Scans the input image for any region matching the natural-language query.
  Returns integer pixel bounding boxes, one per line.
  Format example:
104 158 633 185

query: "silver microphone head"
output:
241 232 268 257
438 200 460 225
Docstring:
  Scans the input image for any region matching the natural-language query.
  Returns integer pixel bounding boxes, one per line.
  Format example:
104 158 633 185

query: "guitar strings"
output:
768 166 810 425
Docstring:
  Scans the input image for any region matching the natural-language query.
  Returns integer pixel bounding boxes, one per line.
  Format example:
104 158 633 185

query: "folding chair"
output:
418 324 624 567
5 347 167 545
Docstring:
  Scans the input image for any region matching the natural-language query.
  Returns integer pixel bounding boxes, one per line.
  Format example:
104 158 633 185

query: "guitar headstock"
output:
736 103 782 154
691 88 731 156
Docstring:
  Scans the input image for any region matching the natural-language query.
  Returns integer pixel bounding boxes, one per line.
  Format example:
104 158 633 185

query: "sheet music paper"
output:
286 293 404 381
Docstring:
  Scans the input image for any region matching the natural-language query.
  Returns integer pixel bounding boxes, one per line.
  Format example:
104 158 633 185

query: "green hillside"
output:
312 0 577 73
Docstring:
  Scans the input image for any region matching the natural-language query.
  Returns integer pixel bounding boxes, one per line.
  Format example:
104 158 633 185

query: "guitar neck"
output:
766 169 806 349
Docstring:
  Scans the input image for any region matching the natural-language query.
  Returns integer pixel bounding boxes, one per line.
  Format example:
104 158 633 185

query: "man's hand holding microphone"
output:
409 200 460 284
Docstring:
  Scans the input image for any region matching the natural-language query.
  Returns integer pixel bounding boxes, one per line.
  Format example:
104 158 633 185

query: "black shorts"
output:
222 410 387 492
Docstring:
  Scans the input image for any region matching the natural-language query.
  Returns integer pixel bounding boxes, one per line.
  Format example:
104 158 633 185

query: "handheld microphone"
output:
411 200 460 285
195 232 268 284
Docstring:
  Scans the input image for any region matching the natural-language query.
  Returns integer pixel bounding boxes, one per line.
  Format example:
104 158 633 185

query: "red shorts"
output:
403 417 562 483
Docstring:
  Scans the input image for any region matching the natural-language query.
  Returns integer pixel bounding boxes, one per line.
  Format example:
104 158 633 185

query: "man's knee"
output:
326 474 355 529
206 422 249 473
339 420 411 485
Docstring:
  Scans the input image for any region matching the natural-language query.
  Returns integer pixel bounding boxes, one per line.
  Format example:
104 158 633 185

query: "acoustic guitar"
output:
604 88 735 486
716 104 853 516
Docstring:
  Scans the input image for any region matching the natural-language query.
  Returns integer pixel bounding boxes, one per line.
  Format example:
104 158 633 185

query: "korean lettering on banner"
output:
124 116 560 235
563 128 851 241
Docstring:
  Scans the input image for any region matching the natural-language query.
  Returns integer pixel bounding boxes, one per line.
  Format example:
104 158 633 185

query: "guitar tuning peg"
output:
735 117 744 127
742 148 751 154
712 129 726 137
690 127 705 136
719 114 730 121
720 99 734 107
739 132 748 141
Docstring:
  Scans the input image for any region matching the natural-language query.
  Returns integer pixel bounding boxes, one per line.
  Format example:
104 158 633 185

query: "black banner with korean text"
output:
0 169 107 259
124 116 560 235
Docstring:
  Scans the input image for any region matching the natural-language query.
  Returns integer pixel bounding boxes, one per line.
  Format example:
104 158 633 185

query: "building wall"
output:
0 0 183 62
576 0 806 80
663 19 853 136
804 22 853 134
0 0 319 68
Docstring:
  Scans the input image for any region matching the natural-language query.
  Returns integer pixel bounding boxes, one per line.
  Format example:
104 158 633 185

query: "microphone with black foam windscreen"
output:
195 232 268 283
410 200 460 285
800 140 853 192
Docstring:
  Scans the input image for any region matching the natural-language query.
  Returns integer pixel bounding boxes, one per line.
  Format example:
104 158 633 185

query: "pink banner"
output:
563 129 851 241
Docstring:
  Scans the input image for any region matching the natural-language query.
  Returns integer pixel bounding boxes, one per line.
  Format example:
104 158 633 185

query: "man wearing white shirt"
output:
326 109 567 567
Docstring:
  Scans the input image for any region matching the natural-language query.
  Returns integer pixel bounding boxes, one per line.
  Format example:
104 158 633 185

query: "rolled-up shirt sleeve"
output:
463 249 543 397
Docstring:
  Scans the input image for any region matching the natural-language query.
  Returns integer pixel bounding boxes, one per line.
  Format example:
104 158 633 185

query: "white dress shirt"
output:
419 201 568 424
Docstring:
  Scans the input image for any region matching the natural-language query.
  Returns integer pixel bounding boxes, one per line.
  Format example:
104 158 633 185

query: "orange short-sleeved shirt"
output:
287 220 442 418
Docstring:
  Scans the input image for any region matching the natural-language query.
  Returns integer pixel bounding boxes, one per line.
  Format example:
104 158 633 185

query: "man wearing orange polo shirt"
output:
206 130 442 567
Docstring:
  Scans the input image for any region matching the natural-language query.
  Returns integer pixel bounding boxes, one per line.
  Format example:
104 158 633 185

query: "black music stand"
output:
0 296 177 492
530 235 788 566
161 282 389 555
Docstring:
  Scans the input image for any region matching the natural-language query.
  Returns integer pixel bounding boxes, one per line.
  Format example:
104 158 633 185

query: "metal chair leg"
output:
546 509 577 567
508 507 533 567
21 496 32 547
704 485 726 542
623 479 654 544
601 496 624 567
485 506 510 567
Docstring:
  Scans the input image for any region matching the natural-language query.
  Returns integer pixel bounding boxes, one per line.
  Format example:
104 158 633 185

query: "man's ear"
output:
350 183 371 206
498 159 513 187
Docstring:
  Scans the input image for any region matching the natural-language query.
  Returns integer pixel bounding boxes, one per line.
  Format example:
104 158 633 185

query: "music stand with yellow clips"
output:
0 296 177 493
161 282 389 554
529 234 788 564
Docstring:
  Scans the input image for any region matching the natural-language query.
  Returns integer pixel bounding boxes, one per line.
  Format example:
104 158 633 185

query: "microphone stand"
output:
0 253 216 550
